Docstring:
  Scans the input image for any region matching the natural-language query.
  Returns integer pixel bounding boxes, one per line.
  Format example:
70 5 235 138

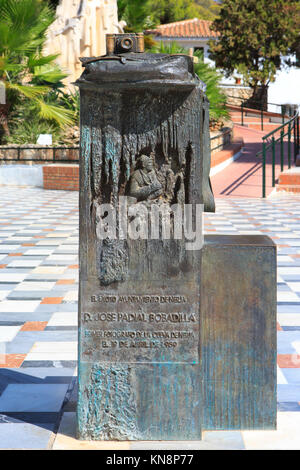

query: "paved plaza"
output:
0 187 299 449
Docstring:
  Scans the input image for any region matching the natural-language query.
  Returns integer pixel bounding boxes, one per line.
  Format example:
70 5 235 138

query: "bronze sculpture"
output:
128 154 162 202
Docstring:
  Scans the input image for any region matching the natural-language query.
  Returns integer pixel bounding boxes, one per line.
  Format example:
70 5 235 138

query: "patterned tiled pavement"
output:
0 187 300 449
0 188 78 449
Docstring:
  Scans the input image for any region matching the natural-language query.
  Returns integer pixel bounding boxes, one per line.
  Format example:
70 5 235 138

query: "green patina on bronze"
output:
201 235 277 431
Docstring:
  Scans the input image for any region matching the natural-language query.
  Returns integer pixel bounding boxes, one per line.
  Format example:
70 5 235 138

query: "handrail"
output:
226 94 296 131
260 113 297 141
226 94 285 108
256 112 299 198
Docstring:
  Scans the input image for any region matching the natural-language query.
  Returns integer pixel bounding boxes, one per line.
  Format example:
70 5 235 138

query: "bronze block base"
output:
201 235 277 431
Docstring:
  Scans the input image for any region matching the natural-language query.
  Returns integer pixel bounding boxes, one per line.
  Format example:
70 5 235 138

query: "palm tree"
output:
150 41 228 122
0 0 74 137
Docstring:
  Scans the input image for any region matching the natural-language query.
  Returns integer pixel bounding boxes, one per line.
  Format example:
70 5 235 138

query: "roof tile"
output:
145 19 219 39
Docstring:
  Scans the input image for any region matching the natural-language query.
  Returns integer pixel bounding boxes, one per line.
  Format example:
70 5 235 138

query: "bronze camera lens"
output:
120 37 133 51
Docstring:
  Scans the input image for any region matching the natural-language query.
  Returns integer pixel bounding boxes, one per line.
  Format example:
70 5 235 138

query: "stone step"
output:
278 168 300 185
276 168 300 193
276 184 300 193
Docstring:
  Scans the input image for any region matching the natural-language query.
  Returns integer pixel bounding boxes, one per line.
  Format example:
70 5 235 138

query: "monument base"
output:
77 362 202 441
77 235 277 440
201 235 277 431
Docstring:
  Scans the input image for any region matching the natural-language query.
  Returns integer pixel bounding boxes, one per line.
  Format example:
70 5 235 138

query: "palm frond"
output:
7 82 50 99
150 41 188 55
28 54 60 69
36 100 75 128
33 64 68 84
0 0 75 141
0 0 55 56
4 119 60 145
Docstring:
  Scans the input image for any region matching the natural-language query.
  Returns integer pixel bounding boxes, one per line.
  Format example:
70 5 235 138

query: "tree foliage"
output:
118 0 219 31
288 2 300 67
209 0 299 90
117 0 153 31
148 0 218 25
0 0 75 141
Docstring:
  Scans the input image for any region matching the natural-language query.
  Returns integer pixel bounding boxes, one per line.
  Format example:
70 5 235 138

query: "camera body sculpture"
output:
106 33 145 55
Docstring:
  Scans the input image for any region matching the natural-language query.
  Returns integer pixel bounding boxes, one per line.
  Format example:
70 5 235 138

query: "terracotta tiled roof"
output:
145 18 219 39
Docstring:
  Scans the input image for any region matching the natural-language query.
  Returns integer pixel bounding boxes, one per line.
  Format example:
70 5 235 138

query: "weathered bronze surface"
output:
76 38 276 441
76 41 213 440
127 153 163 202
201 235 277 430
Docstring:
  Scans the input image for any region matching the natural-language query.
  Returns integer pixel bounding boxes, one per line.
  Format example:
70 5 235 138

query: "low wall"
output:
276 168 300 193
210 139 243 176
210 127 233 154
0 135 236 190
0 137 230 163
0 145 79 190
0 145 79 163
0 164 43 187
221 86 252 106
43 164 79 191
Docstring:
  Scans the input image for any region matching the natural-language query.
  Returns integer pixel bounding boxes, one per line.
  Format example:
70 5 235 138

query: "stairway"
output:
228 104 288 134
210 125 285 198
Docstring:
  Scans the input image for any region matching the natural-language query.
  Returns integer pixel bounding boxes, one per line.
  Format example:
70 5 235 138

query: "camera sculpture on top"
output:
106 33 145 55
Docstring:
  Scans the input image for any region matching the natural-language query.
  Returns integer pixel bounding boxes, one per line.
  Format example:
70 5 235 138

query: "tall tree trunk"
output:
245 84 268 112
0 104 11 137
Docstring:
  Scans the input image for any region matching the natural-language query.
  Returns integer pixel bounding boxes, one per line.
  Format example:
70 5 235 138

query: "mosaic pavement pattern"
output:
0 187 299 449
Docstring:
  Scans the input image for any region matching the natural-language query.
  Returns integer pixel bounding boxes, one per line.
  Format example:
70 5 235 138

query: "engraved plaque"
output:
80 286 199 363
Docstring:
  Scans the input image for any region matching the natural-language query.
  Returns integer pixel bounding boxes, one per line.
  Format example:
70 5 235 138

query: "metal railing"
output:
257 112 300 198
0 134 231 162
210 128 232 153
226 94 294 132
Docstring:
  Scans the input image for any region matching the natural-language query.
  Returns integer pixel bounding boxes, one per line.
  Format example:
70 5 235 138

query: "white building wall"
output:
45 0 119 86
268 57 300 109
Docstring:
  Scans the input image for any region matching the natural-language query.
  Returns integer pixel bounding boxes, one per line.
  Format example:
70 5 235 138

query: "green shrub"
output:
150 41 228 124
193 50 229 122
0 0 75 144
